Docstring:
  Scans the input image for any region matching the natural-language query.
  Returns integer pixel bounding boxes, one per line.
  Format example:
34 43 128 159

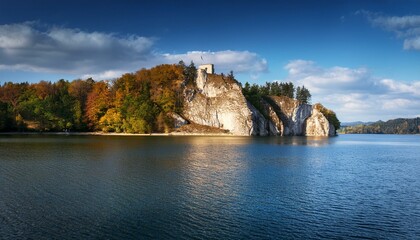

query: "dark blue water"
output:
0 134 419 239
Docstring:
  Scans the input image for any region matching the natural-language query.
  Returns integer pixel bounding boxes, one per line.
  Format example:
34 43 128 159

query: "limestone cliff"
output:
182 70 256 135
180 70 336 136
305 108 335 136
261 96 335 136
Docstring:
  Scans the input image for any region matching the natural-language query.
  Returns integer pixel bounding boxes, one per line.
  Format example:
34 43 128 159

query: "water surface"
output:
0 134 419 239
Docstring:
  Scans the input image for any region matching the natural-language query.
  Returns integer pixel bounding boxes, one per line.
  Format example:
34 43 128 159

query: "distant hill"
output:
341 121 373 127
339 117 420 134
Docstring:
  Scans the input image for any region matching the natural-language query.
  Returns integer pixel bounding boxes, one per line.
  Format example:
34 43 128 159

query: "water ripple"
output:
0 135 419 239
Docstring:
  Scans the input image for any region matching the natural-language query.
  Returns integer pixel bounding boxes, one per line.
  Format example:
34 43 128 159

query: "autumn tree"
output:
0 82 27 113
32 81 54 99
85 81 111 130
99 108 123 133
148 64 184 115
68 78 94 130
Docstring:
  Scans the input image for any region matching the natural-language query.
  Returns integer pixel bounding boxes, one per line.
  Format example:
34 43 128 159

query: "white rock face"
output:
183 71 256 135
262 96 336 136
304 108 331 136
182 72 336 136
265 96 311 136
290 104 313 135
196 69 207 91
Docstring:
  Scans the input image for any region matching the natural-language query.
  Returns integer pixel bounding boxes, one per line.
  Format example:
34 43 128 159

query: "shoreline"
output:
1 132 417 137
0 131 236 137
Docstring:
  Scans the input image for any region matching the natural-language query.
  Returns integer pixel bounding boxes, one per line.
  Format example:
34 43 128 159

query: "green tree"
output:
0 102 15 131
242 82 251 96
281 82 295 98
178 60 197 86
119 82 159 133
228 70 234 80
16 79 80 131
69 78 94 130
296 85 311 104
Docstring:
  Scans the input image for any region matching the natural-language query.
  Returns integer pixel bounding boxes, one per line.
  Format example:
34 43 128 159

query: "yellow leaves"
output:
32 81 53 99
113 89 125 108
99 108 123 133
85 81 111 129
122 117 150 134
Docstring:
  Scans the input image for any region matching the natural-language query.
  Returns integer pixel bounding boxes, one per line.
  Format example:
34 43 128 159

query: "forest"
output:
0 63 196 133
0 62 335 133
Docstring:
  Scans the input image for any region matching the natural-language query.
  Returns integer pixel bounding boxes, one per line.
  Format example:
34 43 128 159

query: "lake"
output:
0 134 419 239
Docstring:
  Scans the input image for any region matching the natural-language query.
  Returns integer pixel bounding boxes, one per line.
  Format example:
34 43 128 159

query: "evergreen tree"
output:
228 70 234 80
296 85 311 104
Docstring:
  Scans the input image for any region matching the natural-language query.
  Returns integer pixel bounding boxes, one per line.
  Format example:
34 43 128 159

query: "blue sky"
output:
1 0 420 122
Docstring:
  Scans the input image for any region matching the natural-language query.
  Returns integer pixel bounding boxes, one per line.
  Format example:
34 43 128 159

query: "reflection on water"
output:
179 138 245 236
258 136 336 147
0 134 419 239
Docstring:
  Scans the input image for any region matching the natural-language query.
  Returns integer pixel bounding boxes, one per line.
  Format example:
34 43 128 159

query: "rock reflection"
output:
260 136 335 147
179 137 249 225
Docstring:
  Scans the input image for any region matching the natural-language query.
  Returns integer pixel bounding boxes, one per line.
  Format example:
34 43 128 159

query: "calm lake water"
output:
0 134 419 239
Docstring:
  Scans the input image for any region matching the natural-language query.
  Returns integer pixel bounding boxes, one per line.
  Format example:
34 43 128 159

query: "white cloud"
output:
81 70 127 80
0 23 34 48
284 60 375 94
380 79 420 96
381 98 411 110
283 60 420 122
403 37 420 50
0 22 268 80
0 22 155 76
372 15 420 30
358 11 420 50
162 50 268 74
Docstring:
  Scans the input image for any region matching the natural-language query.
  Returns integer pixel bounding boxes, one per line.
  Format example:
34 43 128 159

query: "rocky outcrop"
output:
263 96 312 135
182 70 258 135
259 99 283 135
248 101 272 136
305 108 335 136
261 96 335 136
181 70 336 136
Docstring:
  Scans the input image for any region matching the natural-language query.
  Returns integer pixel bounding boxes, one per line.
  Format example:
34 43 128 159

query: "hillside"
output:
339 118 420 134
0 63 339 136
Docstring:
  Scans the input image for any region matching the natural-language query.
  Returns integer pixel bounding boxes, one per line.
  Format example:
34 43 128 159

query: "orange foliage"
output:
85 81 111 130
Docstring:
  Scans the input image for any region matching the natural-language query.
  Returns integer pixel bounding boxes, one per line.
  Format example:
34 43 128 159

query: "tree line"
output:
339 118 420 134
0 63 196 133
242 81 312 104
241 81 312 120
